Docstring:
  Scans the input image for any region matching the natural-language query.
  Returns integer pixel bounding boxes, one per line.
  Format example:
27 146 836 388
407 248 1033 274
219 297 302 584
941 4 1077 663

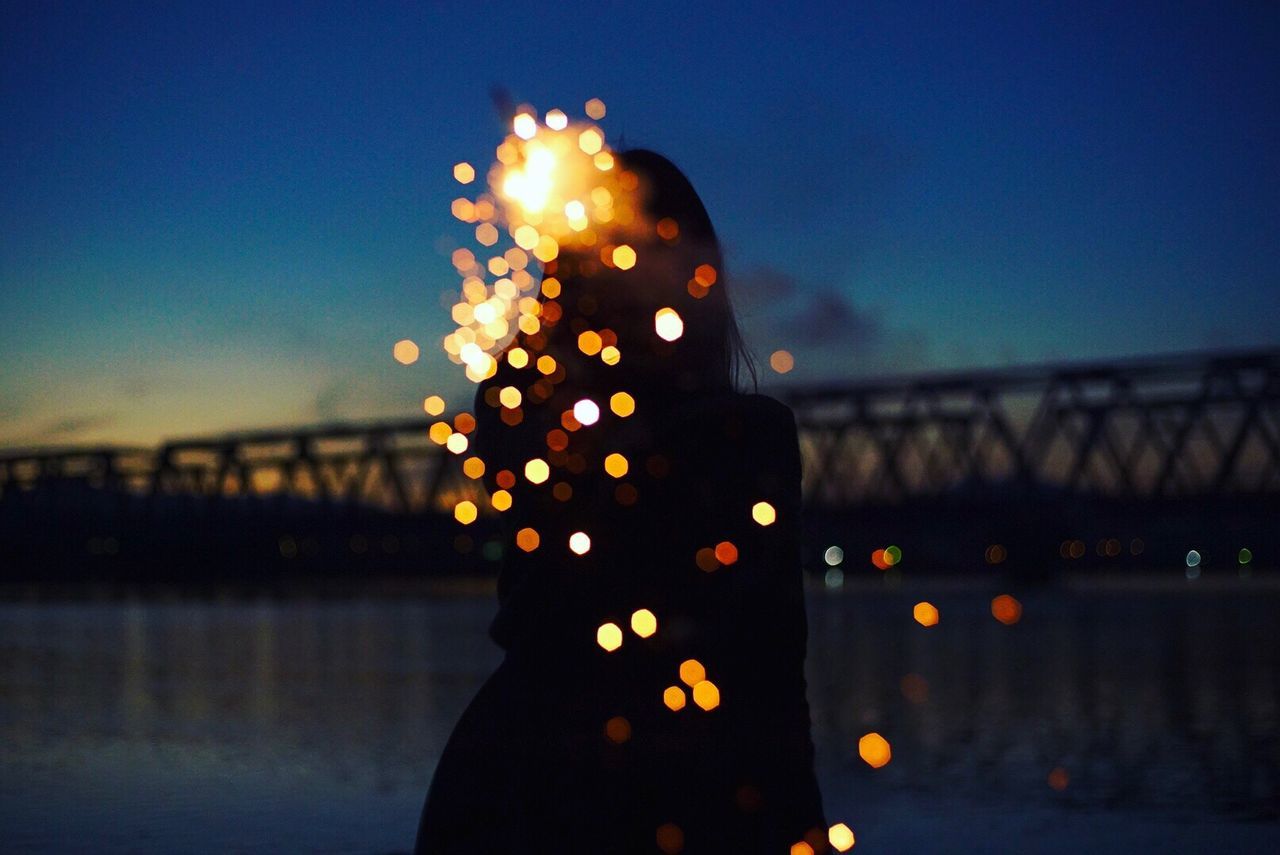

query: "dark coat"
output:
414 374 828 854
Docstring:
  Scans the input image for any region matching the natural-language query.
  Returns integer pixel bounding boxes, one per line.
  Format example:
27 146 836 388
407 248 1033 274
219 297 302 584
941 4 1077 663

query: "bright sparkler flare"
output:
442 98 650 383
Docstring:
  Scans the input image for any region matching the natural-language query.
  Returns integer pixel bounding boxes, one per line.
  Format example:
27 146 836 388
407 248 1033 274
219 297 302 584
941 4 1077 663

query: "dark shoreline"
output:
2 570 1276 602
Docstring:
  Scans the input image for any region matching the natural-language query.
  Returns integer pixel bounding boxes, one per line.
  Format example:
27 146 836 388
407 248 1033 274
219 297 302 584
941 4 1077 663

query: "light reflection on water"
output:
0 585 1276 853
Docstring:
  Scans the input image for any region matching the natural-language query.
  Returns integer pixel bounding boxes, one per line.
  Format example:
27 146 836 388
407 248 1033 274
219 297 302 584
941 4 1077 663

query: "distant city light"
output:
824 546 844 566
1186 549 1201 567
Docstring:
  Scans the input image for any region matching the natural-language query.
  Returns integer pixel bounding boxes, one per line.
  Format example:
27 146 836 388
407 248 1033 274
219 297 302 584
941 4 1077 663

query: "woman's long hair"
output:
534 148 757 396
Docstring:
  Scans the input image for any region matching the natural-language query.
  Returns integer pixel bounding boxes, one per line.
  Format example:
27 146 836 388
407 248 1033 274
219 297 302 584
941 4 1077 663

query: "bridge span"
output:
2 347 1276 582
3 347 1276 508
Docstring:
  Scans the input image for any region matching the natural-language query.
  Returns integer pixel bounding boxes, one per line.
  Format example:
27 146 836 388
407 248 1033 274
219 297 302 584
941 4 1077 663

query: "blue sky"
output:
2 0 1276 446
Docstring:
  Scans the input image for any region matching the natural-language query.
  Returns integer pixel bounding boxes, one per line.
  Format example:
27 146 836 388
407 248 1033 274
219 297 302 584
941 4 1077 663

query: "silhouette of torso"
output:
415 367 828 854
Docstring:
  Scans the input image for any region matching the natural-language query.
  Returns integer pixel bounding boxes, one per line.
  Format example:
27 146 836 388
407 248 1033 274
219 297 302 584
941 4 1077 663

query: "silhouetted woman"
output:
415 150 828 854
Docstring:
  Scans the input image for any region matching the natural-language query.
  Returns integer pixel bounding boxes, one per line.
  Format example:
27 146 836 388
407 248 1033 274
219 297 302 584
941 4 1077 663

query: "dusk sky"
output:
2 1 1277 447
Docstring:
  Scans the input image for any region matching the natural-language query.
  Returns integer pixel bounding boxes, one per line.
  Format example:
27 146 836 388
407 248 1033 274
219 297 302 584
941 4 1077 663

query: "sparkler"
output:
443 102 642 383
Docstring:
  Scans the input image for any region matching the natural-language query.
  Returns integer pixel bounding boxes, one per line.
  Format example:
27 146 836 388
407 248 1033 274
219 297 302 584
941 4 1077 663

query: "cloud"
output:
311 371 420 425
0 390 28 424
313 377 356 422
734 265 797 302
789 289 883 347
0 412 119 448
42 413 117 438
731 266 934 380
737 266 882 342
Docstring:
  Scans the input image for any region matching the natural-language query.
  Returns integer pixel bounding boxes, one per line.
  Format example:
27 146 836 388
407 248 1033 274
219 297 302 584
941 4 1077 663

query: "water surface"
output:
1 582 1276 852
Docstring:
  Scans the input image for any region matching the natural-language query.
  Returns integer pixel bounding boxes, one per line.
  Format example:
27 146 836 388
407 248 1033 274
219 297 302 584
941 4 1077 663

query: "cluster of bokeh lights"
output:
438 99 649 383
417 100 859 853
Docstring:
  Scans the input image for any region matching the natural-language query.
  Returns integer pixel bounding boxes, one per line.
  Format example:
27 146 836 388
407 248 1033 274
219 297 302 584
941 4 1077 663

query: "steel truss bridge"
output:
2 348 1278 513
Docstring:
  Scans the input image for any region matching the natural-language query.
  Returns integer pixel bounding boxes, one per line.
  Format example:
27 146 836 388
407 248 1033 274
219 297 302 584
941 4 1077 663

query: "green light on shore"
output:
1239 548 1252 565
886 545 902 565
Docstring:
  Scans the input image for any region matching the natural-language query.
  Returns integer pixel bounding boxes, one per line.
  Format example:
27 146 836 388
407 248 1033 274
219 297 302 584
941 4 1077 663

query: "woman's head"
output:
539 148 755 395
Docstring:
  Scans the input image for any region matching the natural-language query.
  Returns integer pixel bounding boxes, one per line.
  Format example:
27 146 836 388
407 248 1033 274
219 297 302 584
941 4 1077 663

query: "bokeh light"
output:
991 594 1022 625
828 824 855 852
769 350 795 374
604 453 629 477
1048 767 1070 792
392 339 419 365
858 732 891 768
679 659 706 686
692 680 720 711
630 608 657 637
913 601 939 627
573 399 601 426
656 824 683 855
654 307 684 342
714 541 739 565
453 500 477 525
515 527 540 552
605 716 631 744
610 392 636 417
596 622 622 652
525 458 550 484
613 244 636 269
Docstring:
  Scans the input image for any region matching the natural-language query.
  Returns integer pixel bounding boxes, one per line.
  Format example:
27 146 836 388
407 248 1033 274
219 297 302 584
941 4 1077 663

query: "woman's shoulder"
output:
730 392 796 425
659 391 798 451
679 390 794 424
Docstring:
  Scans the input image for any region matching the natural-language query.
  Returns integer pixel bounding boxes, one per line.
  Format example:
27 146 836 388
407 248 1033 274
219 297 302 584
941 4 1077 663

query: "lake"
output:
1 579 1277 853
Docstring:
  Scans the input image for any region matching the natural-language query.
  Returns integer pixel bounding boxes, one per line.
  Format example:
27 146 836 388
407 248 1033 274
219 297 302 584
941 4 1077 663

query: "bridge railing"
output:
2 348 1277 513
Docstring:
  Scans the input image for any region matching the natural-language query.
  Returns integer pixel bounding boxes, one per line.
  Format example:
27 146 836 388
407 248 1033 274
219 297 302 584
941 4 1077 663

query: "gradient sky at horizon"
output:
2 1 1277 446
